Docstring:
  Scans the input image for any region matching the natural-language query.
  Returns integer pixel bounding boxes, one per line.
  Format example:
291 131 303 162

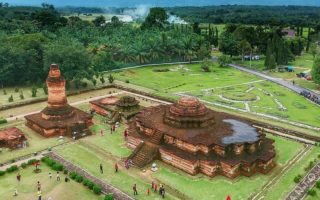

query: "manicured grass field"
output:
114 63 320 129
0 165 103 200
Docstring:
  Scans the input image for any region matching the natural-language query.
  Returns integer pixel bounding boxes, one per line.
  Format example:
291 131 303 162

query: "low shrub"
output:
104 194 114 200
63 169 68 174
307 189 316 196
93 185 102 195
20 163 27 169
0 118 7 124
52 163 64 171
75 175 84 183
294 175 302 183
87 181 94 190
6 165 18 173
316 180 320 189
70 172 78 180
83 179 90 186
0 171 5 176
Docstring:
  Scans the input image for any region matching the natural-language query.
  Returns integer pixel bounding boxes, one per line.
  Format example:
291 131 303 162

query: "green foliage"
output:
87 181 94 190
92 15 106 27
201 59 213 72
43 85 48 95
93 185 102 195
104 194 114 200
99 76 105 84
312 57 320 84
316 180 320 189
141 7 168 29
52 163 64 171
31 87 37 97
14 88 19 92
70 172 78 180
0 118 7 124
108 74 114 84
83 179 90 186
294 174 302 183
63 169 68 174
307 189 316 196
19 91 24 100
8 95 13 102
3 90 6 95
218 55 231 67
6 165 18 173
0 171 5 176
27 159 38 165
219 32 240 57
75 175 84 183
21 163 28 169
44 40 93 85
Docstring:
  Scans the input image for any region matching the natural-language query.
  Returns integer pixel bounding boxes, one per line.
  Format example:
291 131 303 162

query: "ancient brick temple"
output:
25 64 93 139
90 95 141 124
126 97 276 178
0 127 27 149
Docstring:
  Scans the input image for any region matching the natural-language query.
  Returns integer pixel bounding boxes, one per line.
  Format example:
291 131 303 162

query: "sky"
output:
6 0 320 7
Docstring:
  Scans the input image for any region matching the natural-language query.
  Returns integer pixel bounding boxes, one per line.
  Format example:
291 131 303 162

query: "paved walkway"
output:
0 153 45 171
48 151 134 200
286 161 320 200
228 64 320 104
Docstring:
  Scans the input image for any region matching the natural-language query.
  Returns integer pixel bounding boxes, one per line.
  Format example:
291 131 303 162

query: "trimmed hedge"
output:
0 118 7 124
6 165 18 173
21 163 27 169
0 171 5 176
75 175 84 183
93 185 102 195
52 163 64 171
104 194 114 200
70 172 78 180
27 159 38 165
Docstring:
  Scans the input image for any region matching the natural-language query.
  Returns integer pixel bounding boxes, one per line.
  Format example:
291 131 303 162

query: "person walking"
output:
100 163 103 174
37 181 41 191
124 129 128 140
100 129 104 136
151 181 154 190
56 172 60 181
115 163 118 173
147 188 150 196
133 184 138 195
161 187 165 198
16 173 21 182
13 189 18 197
154 184 158 192
37 190 42 200
110 127 113 134
48 172 52 179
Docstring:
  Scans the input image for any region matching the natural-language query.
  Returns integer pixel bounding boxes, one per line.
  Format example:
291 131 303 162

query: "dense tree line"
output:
167 5 320 27
0 5 210 87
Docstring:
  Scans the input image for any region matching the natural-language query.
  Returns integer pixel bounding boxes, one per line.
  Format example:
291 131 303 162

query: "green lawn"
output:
0 165 103 200
114 63 320 129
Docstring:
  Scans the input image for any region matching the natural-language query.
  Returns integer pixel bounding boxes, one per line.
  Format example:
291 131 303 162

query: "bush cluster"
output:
104 194 114 200
0 118 7 124
6 165 18 173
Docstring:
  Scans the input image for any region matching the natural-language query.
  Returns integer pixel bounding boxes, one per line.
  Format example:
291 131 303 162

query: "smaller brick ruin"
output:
127 97 276 179
25 64 93 139
0 127 27 149
90 95 142 124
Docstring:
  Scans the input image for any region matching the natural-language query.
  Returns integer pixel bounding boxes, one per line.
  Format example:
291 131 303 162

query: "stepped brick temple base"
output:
126 97 276 178
25 64 93 139
0 127 27 149
90 95 142 124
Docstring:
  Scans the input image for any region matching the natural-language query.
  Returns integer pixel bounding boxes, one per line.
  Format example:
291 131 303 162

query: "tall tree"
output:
312 57 320 84
141 7 168 29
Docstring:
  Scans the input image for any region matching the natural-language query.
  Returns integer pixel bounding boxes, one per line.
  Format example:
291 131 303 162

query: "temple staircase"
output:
128 142 159 168
108 111 121 124
149 130 164 144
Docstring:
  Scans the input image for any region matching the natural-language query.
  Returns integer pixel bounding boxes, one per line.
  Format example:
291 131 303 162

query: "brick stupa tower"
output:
25 64 93 139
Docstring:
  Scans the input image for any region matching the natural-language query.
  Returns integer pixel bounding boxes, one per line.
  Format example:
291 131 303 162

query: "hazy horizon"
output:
6 0 320 7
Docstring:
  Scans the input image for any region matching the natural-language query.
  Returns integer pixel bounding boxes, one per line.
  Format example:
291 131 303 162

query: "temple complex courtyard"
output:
1 63 320 200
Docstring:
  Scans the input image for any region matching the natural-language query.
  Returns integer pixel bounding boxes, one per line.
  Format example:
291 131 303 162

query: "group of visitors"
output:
133 181 166 198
